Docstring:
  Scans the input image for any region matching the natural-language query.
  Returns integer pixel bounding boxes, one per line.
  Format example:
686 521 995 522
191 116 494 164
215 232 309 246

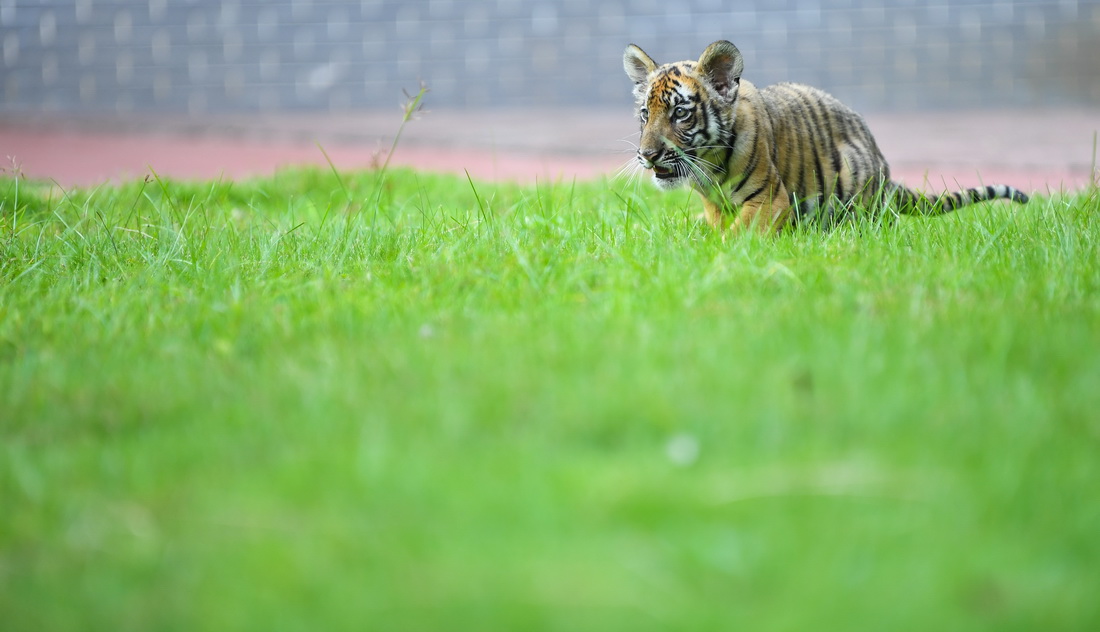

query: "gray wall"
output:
2 0 1098 114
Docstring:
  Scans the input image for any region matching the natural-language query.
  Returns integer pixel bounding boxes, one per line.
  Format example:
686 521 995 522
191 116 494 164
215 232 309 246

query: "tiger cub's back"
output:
759 82 890 211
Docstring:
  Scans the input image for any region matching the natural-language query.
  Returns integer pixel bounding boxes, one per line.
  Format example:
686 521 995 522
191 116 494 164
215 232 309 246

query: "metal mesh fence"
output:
2 0 1098 113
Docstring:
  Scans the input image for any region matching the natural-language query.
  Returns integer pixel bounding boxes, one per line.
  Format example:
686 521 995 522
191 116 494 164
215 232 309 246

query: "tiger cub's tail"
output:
886 182 1029 216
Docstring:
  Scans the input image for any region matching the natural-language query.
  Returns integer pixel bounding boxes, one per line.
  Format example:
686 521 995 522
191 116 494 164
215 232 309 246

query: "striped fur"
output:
623 41 1029 233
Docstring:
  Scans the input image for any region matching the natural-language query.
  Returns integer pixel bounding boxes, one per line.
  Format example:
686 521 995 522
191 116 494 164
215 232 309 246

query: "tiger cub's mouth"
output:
652 164 677 179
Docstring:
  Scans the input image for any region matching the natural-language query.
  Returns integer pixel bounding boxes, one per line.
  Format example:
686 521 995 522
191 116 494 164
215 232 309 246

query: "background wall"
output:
3 0 1099 114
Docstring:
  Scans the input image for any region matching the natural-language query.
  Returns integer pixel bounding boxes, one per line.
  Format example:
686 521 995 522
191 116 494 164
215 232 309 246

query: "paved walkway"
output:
2 108 1097 192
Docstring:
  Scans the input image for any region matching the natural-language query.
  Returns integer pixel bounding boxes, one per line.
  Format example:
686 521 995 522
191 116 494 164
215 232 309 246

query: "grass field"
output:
2 164 1099 631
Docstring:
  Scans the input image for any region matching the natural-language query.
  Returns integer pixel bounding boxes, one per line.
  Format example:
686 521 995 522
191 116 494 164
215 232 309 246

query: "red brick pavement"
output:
2 109 1096 192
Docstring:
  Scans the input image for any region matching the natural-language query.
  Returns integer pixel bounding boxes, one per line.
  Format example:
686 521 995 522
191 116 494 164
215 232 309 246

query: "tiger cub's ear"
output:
623 44 657 85
698 40 744 99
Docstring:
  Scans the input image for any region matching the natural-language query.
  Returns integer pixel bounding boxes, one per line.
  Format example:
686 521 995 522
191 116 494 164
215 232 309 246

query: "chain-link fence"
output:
3 0 1098 114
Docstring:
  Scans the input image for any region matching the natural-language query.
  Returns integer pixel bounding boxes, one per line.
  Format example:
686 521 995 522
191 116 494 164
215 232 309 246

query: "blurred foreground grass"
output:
2 169 1099 631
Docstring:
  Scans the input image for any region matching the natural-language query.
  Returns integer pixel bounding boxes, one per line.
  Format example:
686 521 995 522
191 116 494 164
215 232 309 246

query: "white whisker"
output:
615 138 641 152
680 154 721 192
689 154 722 171
612 157 645 183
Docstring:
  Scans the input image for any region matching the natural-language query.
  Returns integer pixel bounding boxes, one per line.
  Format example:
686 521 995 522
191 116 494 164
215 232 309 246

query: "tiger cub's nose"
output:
640 147 664 166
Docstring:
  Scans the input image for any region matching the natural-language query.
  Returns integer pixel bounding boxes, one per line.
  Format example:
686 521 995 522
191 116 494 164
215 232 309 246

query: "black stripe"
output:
730 116 760 194
832 109 854 142
713 115 735 177
765 99 789 186
715 146 733 178
801 98 826 197
985 185 996 200
720 104 737 149
743 182 770 203
792 95 819 195
840 111 865 145
715 110 735 160
733 143 761 195
848 150 864 197
945 193 960 211
780 100 802 193
790 113 807 196
832 148 846 202
731 172 752 196
810 138 826 201
818 99 840 200
830 144 843 176
696 103 709 140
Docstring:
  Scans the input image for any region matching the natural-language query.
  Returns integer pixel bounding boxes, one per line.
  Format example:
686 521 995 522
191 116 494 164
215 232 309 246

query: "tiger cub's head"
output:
623 40 744 190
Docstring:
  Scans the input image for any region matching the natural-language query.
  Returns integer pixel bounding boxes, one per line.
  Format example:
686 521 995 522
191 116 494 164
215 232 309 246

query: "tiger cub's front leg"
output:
699 194 728 231
733 180 793 235
700 175 793 235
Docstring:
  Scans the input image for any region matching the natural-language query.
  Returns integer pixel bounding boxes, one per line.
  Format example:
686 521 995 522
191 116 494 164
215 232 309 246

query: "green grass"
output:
2 166 1099 631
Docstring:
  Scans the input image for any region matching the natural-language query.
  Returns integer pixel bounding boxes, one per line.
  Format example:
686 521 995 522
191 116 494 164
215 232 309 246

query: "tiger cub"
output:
623 40 1028 233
